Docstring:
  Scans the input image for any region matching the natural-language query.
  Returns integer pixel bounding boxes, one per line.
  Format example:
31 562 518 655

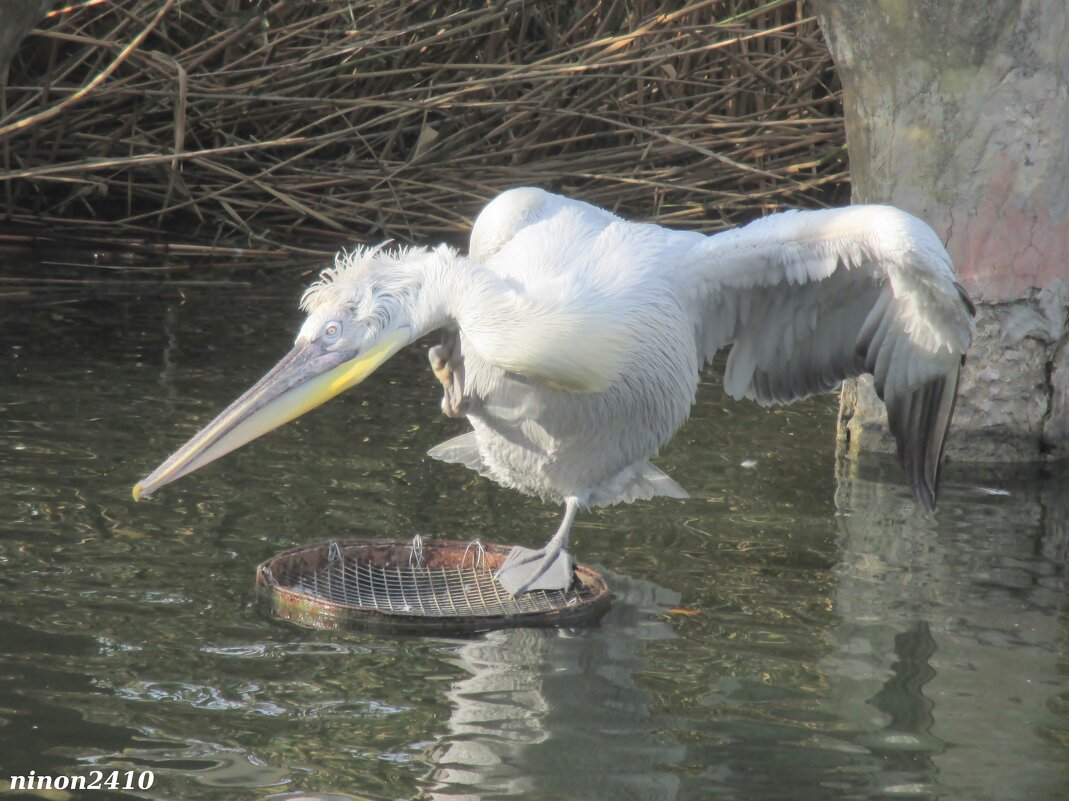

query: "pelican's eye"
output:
322 320 342 341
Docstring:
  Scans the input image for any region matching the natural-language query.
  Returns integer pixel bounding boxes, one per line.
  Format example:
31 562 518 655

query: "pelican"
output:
134 188 975 595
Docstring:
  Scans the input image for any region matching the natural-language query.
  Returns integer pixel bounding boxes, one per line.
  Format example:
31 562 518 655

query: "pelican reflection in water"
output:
134 188 975 595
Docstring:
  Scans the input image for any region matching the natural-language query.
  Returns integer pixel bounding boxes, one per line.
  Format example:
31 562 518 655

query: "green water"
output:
1 261 1066 801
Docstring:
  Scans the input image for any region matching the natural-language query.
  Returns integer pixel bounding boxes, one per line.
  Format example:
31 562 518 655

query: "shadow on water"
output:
0 261 1066 800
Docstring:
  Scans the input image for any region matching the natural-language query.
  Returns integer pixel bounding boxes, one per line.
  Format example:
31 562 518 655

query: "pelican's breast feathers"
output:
460 197 687 394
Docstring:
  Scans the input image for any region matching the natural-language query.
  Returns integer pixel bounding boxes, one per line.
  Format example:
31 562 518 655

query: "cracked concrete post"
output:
814 0 1068 465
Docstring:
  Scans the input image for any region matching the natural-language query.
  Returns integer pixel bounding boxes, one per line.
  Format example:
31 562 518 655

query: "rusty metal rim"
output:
255 538 613 635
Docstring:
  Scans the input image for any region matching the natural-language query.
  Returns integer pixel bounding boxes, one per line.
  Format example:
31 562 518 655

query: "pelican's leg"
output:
496 497 579 595
428 329 467 418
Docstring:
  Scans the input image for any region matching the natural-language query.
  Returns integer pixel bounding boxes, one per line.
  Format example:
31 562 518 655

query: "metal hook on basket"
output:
327 540 343 563
409 533 425 569
461 538 486 570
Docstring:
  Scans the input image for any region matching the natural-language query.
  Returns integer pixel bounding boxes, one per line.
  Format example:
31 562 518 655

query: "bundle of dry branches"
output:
0 0 845 262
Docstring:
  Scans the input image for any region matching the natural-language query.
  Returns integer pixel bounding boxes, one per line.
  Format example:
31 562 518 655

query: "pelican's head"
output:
133 244 434 500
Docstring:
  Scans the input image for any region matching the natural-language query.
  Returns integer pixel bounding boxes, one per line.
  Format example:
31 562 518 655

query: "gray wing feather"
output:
689 206 975 510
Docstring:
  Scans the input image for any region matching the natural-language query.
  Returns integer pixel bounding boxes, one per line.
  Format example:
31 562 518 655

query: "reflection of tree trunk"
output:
870 623 936 730
829 456 1069 801
815 0 1069 464
0 1 53 74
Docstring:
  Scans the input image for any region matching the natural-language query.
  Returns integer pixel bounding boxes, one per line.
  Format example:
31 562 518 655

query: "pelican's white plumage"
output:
136 187 974 595
452 188 973 514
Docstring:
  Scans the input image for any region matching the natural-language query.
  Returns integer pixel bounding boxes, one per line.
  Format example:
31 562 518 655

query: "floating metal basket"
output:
256 538 612 635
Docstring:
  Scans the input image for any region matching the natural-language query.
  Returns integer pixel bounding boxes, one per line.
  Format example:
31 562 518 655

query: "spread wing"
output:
686 205 975 509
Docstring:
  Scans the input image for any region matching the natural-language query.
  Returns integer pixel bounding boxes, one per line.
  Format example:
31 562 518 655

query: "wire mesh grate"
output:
256 538 612 634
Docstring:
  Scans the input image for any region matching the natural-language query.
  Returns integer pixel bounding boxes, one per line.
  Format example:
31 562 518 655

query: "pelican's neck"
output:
404 245 492 339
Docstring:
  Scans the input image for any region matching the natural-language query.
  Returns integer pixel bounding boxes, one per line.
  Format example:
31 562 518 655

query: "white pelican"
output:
134 188 975 595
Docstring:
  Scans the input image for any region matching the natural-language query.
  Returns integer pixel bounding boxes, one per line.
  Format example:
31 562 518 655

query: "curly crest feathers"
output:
295 242 464 344
300 241 420 313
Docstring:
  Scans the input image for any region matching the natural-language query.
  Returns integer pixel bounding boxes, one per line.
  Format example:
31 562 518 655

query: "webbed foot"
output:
496 544 575 595
429 329 467 418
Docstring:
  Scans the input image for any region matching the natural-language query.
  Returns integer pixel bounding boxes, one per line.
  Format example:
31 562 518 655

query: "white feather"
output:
299 188 973 509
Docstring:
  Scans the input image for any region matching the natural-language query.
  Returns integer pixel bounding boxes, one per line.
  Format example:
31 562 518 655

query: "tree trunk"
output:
814 0 1068 465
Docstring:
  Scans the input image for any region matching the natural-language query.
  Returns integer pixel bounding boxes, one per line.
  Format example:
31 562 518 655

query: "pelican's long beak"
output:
133 327 410 501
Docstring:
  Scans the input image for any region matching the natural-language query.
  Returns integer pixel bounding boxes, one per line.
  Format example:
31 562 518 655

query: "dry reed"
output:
0 0 846 264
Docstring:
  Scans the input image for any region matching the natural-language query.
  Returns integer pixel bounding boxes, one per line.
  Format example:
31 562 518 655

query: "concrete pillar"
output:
814 0 1069 465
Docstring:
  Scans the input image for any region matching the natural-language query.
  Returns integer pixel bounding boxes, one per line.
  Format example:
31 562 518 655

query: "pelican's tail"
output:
588 461 689 507
428 432 489 475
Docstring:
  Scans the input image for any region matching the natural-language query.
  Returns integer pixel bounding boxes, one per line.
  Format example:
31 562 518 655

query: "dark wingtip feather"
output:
954 281 977 317
882 360 962 512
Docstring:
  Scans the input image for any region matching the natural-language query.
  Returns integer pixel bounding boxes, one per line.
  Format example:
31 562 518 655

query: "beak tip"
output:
132 482 145 502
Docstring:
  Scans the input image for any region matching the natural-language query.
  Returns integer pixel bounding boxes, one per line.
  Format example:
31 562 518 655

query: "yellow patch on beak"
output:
133 327 410 500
